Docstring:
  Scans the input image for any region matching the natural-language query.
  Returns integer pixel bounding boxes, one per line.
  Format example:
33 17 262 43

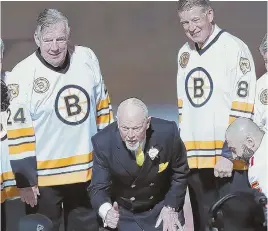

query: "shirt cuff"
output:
99 202 112 226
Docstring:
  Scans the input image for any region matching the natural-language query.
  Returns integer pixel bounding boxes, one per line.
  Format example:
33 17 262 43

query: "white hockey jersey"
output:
7 46 114 188
248 133 268 197
177 25 256 170
253 72 268 132
1 72 19 203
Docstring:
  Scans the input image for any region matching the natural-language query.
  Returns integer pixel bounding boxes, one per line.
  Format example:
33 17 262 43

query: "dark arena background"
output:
1 1 267 230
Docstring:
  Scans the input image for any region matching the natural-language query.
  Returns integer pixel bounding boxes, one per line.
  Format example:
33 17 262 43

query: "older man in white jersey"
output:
7 9 114 231
176 0 256 230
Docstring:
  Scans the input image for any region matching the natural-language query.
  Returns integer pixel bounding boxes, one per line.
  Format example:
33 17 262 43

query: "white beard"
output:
125 141 140 152
125 137 146 153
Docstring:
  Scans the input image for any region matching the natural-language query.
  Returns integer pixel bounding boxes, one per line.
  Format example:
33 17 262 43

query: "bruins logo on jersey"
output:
34 77 50 94
260 89 268 105
185 67 213 107
7 84 19 101
179 52 190 68
239 57 251 75
55 85 90 126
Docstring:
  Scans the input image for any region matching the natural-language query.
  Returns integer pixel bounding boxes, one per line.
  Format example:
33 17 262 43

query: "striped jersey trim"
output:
184 140 224 151
187 156 248 170
37 152 93 170
1 172 16 184
1 186 20 203
231 101 254 113
38 169 92 187
229 102 254 123
97 111 113 125
9 142 35 155
7 127 35 139
178 99 183 109
97 97 111 111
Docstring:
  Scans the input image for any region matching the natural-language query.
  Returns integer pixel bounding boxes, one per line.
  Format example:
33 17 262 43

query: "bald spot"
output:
226 118 262 142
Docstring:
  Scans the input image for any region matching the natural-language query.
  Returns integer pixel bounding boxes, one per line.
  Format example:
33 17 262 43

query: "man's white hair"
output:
0 38 4 57
117 98 148 121
177 0 212 13
259 33 267 56
35 9 70 37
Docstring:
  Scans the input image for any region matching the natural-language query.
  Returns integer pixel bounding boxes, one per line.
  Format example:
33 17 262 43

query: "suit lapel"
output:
132 126 162 185
114 130 140 177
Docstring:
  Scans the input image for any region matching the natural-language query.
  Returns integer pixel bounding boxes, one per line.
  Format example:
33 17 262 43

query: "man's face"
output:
227 139 254 162
37 21 69 67
263 51 268 71
118 109 150 152
178 6 214 46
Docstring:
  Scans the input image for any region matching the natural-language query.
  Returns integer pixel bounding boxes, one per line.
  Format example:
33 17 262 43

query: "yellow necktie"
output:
136 146 145 166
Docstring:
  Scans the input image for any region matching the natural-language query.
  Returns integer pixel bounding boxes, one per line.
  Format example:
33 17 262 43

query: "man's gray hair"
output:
35 9 70 37
117 98 148 120
177 0 212 13
0 38 4 57
259 33 267 56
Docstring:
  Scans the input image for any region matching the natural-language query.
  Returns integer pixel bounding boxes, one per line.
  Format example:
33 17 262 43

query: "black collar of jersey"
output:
35 48 70 74
195 29 226 56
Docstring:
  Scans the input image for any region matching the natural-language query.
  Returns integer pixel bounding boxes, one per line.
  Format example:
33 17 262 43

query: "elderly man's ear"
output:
146 117 151 129
245 136 255 149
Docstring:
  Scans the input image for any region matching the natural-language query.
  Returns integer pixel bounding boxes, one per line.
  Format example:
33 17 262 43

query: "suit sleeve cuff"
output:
99 202 112 226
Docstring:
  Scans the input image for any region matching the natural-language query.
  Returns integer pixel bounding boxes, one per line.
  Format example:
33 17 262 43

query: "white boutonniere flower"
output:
148 147 159 160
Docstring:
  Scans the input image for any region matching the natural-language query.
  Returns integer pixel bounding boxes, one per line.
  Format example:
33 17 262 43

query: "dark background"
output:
1 1 267 230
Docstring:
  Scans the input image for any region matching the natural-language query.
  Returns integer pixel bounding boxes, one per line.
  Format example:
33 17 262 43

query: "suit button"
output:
149 196 154 200
130 197 135 201
149 182 154 186
131 184 136 188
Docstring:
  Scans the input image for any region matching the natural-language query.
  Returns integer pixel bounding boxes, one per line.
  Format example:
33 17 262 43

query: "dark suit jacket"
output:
88 117 189 228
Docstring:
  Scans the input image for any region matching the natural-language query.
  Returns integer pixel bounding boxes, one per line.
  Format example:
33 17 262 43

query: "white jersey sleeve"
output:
6 64 37 188
228 40 256 124
253 73 268 132
85 48 114 130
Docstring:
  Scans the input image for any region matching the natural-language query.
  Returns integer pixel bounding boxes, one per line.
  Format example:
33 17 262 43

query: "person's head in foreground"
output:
117 98 151 152
177 0 215 48
34 8 70 67
225 117 265 162
18 214 53 231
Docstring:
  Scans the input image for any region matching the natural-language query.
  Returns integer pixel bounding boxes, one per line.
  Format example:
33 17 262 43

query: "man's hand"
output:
214 156 234 178
155 206 184 231
104 202 119 229
18 186 40 208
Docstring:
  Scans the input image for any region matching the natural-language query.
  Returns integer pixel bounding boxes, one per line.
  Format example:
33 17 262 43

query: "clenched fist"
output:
214 156 233 178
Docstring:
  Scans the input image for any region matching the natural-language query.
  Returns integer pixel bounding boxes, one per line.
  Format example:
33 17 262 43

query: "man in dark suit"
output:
88 98 189 231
